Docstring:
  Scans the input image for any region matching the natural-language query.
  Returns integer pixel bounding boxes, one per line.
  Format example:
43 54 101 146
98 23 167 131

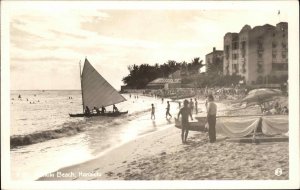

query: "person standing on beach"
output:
177 100 193 144
151 104 155 120
195 98 198 114
206 94 217 143
189 98 194 114
166 101 172 119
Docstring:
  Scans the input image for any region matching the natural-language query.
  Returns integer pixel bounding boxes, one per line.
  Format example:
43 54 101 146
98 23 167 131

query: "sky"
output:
3 1 295 90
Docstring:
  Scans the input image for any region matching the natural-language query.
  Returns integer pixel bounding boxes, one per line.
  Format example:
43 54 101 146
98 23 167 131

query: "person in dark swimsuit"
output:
101 106 106 114
151 104 155 120
189 98 194 114
94 107 101 115
166 101 172 119
177 100 193 144
85 106 91 116
113 104 119 113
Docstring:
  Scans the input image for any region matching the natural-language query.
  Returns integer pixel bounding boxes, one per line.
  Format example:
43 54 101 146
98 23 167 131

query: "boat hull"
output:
174 118 207 132
69 111 128 117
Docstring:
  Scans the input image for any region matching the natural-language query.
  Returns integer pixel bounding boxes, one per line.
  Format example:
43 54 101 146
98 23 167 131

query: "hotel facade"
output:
223 22 288 85
205 47 224 74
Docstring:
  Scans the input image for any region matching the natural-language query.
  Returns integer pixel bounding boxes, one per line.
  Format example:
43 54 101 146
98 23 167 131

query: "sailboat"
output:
69 58 128 117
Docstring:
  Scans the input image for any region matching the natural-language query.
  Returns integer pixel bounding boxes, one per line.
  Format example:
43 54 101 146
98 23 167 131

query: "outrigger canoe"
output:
69 58 128 118
69 111 128 118
174 117 207 132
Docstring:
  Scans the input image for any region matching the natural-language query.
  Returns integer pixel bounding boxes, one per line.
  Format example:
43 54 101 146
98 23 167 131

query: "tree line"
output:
122 58 204 89
122 57 248 89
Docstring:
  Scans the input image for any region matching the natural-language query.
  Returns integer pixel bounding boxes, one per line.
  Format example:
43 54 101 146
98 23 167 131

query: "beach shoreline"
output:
38 117 288 181
37 95 289 181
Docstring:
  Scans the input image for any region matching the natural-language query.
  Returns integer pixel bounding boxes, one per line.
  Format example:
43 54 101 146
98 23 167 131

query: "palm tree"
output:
189 57 204 74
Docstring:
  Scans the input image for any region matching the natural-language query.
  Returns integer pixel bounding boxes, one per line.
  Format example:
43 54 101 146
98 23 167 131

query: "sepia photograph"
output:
1 0 299 189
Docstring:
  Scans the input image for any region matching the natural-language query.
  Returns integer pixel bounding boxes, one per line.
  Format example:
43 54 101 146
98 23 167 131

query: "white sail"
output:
81 58 126 110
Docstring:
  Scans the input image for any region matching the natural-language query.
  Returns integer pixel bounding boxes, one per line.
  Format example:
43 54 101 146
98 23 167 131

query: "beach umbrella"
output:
241 88 282 113
242 88 282 104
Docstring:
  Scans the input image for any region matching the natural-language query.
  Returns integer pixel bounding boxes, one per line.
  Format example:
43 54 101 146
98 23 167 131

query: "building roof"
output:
240 25 251 33
252 24 275 32
148 78 181 85
168 70 181 79
224 32 239 37
227 22 287 37
206 50 223 56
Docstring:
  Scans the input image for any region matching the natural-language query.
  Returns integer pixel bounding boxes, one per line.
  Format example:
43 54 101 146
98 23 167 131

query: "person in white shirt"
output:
207 94 217 143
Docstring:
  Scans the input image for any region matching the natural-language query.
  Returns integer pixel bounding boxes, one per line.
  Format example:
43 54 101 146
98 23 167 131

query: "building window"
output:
225 45 230 59
241 41 246 58
233 53 239 60
257 63 263 73
258 42 263 50
242 62 246 73
258 53 263 58
241 41 246 49
232 42 239 50
273 63 288 71
273 33 276 37
283 33 286 38
282 43 287 48
225 45 230 53
233 64 239 73
272 53 277 59
272 42 277 48
282 52 287 59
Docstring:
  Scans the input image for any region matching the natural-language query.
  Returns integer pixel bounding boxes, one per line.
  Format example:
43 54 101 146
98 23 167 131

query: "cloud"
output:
7 2 291 90
49 30 87 39
11 57 75 63
10 23 44 43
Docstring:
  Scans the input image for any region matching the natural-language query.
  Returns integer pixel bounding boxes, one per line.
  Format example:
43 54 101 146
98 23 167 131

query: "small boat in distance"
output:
69 58 128 117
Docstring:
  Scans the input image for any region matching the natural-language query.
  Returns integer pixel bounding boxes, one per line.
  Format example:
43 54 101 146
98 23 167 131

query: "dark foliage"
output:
122 58 204 89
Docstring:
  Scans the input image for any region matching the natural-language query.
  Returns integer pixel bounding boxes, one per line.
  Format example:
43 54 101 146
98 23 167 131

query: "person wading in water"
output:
151 104 155 120
166 101 172 119
177 100 193 144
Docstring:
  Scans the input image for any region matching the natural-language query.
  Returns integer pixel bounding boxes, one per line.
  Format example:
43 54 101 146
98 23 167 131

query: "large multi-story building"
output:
205 47 223 74
223 22 288 85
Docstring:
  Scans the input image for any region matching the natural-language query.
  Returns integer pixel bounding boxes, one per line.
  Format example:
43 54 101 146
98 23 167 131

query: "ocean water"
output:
10 90 180 180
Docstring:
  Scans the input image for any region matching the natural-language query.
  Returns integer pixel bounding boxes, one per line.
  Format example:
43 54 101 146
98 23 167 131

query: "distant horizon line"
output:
11 89 82 91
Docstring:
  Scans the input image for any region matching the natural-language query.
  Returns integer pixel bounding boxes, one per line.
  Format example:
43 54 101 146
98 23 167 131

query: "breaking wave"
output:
10 108 151 149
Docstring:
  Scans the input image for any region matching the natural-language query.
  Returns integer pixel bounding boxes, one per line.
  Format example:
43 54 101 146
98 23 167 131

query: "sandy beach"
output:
39 100 289 181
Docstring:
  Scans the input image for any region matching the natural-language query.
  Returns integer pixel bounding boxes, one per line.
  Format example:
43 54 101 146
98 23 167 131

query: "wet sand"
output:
38 98 288 181
39 125 288 180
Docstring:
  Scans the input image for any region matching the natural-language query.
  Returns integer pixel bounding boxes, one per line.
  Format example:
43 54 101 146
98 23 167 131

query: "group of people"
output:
13 94 40 104
262 101 289 115
141 85 247 102
150 95 217 144
178 94 217 144
150 100 172 120
129 94 139 99
176 98 199 115
84 104 119 116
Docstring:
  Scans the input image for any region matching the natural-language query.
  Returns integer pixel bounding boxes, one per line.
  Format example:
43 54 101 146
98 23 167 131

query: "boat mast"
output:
79 60 84 114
